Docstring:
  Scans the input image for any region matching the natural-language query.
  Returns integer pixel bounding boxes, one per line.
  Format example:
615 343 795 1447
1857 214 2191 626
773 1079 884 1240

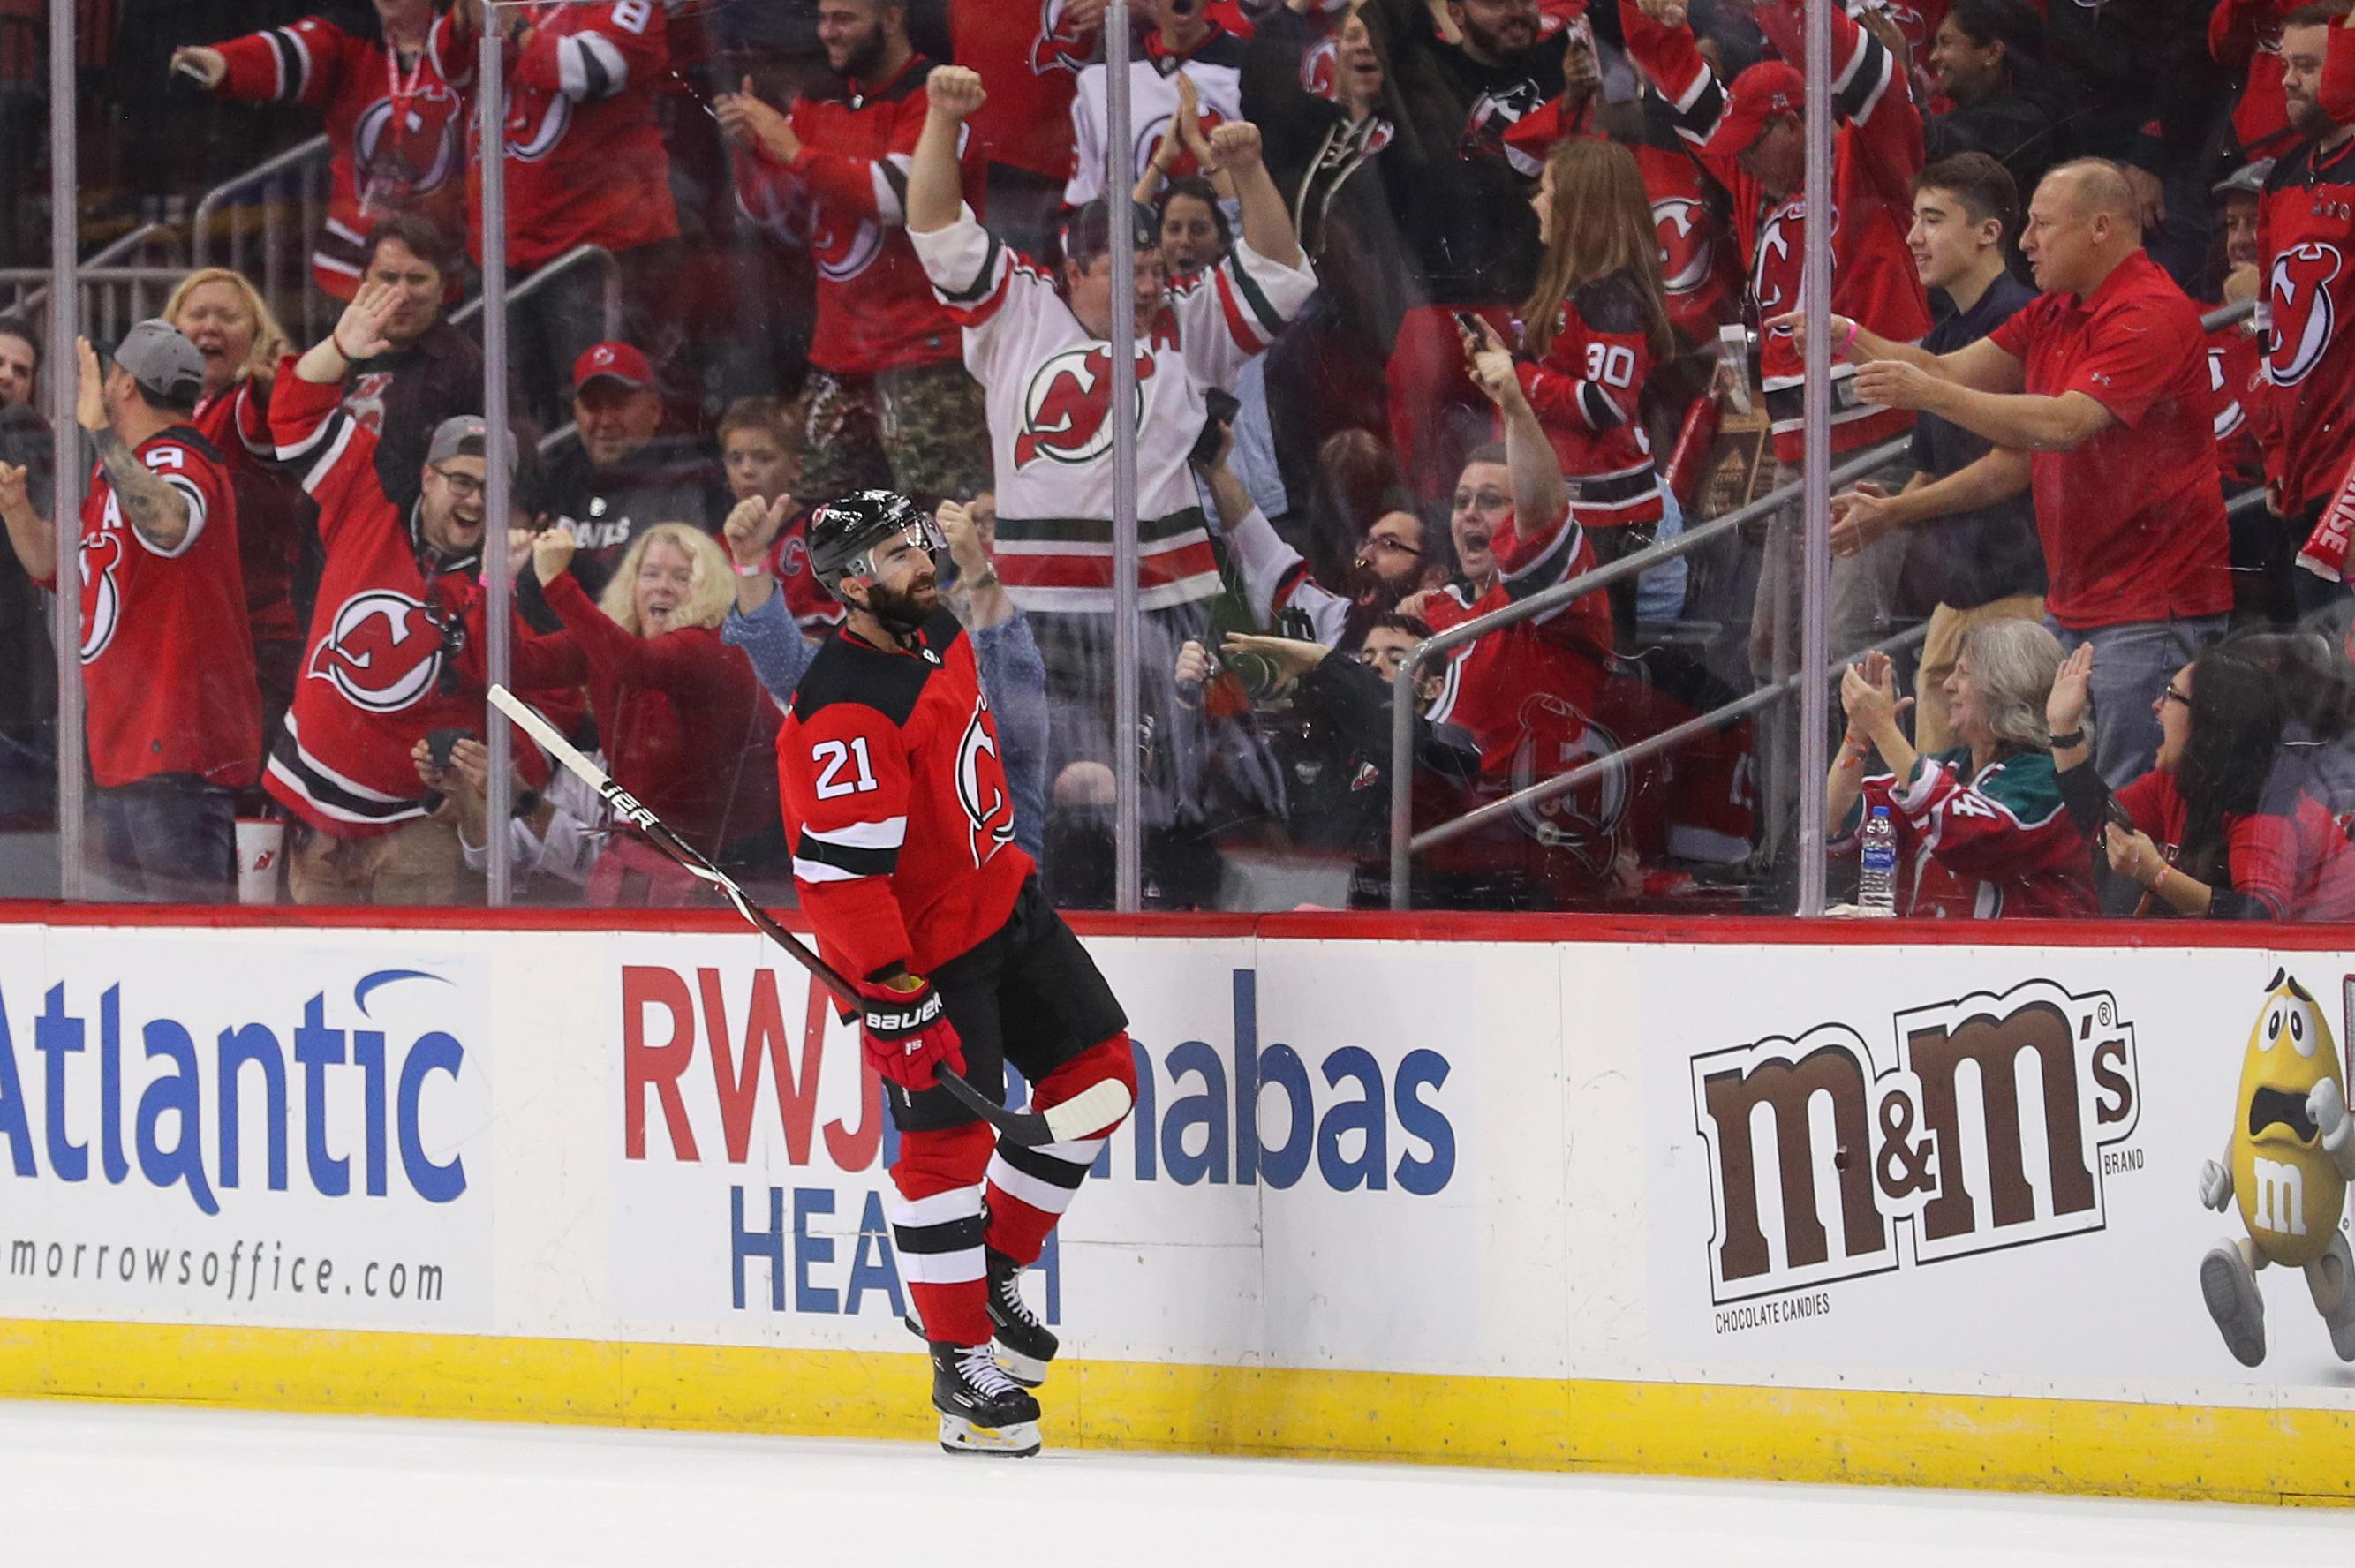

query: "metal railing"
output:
1385 434 1913 907
449 243 622 342
1384 298 2263 910
191 133 334 341
0 265 193 343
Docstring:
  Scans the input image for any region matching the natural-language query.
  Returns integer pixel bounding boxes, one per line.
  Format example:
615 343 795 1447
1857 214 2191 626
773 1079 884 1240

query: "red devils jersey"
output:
265 368 487 836
466 1 678 271
1636 142 1740 343
209 11 470 297
779 610 1031 981
59 428 260 789
1622 0 1929 464
733 58 970 378
952 0 1090 179
2259 137 2355 511
192 381 309 650
1516 274 1665 530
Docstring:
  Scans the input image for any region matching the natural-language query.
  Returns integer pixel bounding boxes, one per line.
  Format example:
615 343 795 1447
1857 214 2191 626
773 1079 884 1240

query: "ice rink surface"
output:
5 1398 2339 1566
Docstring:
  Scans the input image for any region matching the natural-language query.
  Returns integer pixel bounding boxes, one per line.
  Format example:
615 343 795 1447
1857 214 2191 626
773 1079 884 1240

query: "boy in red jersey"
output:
0 323 259 899
777 489 1136 1458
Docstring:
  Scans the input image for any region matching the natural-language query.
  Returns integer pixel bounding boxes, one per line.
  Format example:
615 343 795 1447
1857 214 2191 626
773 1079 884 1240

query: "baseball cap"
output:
426 414 519 475
112 319 207 408
2213 159 2275 200
1058 197 1160 267
1702 61 1805 160
571 342 653 396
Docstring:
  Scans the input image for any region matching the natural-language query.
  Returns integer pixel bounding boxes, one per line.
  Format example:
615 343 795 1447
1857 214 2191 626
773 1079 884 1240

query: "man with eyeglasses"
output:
264 279 525 903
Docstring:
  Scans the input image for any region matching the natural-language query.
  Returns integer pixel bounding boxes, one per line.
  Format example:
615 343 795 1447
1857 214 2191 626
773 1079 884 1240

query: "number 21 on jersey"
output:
811 736 879 798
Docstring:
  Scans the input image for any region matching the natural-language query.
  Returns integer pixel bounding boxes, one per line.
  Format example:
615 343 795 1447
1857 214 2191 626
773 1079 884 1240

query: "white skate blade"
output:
994 1342 1051 1388
938 1413 1042 1457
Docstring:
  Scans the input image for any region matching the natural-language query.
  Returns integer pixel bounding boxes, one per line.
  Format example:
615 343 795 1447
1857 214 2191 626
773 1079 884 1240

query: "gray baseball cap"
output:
425 413 519 474
2214 159 2275 200
112 319 206 408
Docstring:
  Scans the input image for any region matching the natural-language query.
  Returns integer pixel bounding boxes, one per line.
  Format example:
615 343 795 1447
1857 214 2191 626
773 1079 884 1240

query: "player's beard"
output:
864 578 934 637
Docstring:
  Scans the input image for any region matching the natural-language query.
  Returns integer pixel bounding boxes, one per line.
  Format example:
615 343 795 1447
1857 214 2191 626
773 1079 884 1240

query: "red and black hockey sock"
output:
984 1035 1137 1268
887 1120 994 1346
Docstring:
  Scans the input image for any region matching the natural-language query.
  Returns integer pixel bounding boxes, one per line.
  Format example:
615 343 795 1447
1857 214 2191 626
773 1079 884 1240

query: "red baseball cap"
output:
571 341 653 395
1703 60 1805 160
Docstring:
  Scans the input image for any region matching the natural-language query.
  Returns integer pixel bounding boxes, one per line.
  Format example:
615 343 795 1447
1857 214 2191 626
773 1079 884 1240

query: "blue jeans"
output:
2048 615 2229 788
91 773 236 902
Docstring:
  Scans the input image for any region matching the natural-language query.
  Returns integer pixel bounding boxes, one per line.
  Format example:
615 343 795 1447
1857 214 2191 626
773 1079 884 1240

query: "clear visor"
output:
846 514 947 585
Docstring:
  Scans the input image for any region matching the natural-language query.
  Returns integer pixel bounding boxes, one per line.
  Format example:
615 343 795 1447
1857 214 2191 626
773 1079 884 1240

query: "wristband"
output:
1838 318 1860 356
2048 727 2086 749
733 560 768 579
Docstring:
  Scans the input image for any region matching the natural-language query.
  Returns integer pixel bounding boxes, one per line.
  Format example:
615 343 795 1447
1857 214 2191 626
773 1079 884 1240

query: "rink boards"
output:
1 907 2352 1504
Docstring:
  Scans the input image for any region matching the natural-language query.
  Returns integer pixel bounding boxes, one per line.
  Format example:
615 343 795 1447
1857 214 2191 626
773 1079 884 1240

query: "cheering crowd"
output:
7 0 2355 918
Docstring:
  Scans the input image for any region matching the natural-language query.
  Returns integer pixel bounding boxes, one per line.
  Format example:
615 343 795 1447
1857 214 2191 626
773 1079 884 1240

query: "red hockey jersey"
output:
54 427 260 790
192 380 309 650
208 10 471 297
2209 314 2268 490
265 367 487 835
1515 274 1665 531
2117 768 2301 917
2259 134 2355 512
732 57 970 379
951 0 1091 179
1620 0 1930 464
1833 750 2096 918
778 609 1031 981
466 0 678 271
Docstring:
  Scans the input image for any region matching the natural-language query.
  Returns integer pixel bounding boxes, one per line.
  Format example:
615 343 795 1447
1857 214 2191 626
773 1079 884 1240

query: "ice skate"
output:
985 1248 1059 1388
2200 1241 2266 1368
932 1341 1042 1457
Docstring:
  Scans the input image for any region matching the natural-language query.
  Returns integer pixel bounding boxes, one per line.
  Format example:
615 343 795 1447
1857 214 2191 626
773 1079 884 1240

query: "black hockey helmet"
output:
806 489 944 601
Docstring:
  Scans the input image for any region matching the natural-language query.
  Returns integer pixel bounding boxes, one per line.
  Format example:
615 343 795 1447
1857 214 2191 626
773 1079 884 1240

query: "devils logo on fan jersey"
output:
308 590 449 712
955 695 1018 867
1014 343 1159 467
79 529 125 664
354 81 464 201
812 214 887 284
1655 195 1717 298
1302 37 1340 101
1030 0 1094 74
2268 241 2344 386
1507 693 1629 877
507 90 574 164
1754 200 1841 326
1131 103 1227 183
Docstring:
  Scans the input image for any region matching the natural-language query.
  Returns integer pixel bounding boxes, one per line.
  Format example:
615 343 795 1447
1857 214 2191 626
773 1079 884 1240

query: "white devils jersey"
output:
1064 34 1247 207
910 207 1317 613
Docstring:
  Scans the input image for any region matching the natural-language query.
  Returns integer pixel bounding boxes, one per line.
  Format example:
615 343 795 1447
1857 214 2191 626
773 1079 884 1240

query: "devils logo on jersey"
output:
354 82 464 206
1302 37 1340 101
1132 103 1227 183
1655 196 1717 298
1755 200 1838 324
813 215 887 284
1014 343 1158 467
2268 241 2344 386
1030 0 1094 74
308 590 450 712
955 696 1018 868
1507 692 1628 877
79 529 124 664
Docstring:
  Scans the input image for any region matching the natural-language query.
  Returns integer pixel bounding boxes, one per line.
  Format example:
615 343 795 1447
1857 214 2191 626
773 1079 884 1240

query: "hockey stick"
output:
486 684 1128 1149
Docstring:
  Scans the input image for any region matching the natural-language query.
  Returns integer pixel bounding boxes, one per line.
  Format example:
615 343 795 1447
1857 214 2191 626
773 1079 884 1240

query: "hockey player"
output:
777 489 1137 1457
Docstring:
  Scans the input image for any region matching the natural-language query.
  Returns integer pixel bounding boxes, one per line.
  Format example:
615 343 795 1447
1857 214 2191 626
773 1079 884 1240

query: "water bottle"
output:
1858 805 1898 918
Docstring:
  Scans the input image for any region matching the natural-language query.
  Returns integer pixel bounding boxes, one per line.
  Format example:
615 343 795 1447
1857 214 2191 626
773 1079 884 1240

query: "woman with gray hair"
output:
1827 619 2097 917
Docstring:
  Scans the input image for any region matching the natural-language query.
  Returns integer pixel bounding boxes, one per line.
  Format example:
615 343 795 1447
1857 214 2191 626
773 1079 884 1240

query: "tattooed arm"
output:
76 336 190 554
92 428 192 553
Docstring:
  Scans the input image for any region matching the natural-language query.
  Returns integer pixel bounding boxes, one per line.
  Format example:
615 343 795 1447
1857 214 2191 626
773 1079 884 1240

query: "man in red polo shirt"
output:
1843 158 2232 785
